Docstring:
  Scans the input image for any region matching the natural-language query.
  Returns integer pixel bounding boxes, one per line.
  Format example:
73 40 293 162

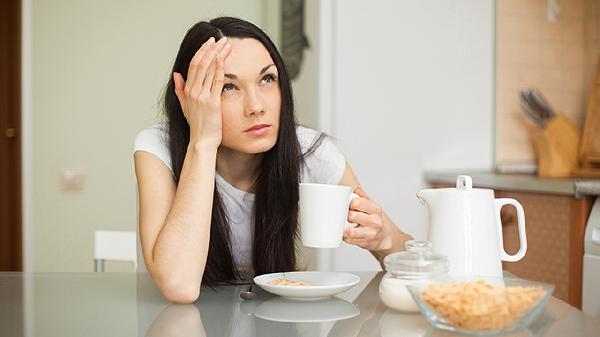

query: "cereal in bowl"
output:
421 280 546 332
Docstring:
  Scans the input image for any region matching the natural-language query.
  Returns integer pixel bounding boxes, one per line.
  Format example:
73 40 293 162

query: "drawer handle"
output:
5 128 16 138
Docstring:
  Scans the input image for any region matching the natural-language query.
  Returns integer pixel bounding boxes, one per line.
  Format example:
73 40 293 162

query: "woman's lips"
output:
244 124 271 136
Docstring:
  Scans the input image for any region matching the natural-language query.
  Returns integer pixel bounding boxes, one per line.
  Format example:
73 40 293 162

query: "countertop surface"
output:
424 171 600 197
1 271 599 337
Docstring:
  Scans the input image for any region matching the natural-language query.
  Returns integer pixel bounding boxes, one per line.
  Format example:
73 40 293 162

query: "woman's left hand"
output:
343 188 393 252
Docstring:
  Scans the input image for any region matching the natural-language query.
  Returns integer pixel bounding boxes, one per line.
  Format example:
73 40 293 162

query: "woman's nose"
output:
244 90 265 117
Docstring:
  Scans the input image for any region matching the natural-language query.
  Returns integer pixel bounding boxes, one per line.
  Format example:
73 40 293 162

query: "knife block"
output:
531 113 580 178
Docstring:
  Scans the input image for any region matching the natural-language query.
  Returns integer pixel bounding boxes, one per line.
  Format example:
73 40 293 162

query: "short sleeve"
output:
133 124 173 172
297 126 346 185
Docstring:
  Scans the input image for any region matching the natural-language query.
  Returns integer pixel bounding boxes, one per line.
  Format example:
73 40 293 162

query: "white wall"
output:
321 0 495 270
27 0 275 272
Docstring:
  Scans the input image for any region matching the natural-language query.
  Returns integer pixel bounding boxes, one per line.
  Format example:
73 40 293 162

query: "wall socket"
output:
60 168 85 192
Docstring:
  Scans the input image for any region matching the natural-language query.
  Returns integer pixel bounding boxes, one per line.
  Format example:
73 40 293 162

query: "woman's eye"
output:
222 83 235 92
260 74 277 85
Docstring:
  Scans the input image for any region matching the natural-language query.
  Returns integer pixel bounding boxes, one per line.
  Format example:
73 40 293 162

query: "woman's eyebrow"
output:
224 64 276 80
260 64 276 74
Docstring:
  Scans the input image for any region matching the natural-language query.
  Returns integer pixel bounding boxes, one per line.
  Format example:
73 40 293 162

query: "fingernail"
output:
218 36 228 43
208 37 215 44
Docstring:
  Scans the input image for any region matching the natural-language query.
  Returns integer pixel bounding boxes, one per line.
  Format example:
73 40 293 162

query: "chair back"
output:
94 230 137 271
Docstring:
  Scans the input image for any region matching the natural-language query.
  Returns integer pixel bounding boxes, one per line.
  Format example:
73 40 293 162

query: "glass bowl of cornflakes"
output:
406 277 554 336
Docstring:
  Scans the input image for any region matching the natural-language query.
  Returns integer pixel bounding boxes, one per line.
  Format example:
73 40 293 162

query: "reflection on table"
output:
0 272 598 337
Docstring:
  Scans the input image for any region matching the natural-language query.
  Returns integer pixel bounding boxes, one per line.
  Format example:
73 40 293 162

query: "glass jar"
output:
379 240 449 313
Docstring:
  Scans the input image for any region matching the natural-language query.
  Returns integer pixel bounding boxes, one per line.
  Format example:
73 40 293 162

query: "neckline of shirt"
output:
215 172 256 200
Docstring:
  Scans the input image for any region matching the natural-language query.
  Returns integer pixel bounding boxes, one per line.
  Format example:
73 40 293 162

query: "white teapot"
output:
417 175 527 278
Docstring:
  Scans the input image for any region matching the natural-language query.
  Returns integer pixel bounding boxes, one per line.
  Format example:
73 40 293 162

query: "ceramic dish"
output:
253 271 360 301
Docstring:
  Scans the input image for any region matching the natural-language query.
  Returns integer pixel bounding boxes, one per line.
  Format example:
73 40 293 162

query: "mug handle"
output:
495 198 527 262
345 193 360 229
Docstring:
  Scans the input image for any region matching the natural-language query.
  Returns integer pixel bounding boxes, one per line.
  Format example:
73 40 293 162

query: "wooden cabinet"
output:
497 191 593 308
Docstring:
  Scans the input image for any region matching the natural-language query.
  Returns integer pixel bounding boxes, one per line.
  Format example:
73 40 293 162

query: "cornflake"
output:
268 278 310 286
421 280 546 331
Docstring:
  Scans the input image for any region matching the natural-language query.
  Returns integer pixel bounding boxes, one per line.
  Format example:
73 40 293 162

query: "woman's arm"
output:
135 37 231 303
135 144 216 303
338 162 413 266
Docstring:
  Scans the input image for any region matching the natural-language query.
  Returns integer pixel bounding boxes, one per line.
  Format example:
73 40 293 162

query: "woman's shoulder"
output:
133 124 172 172
296 125 346 185
135 124 168 140
296 125 320 150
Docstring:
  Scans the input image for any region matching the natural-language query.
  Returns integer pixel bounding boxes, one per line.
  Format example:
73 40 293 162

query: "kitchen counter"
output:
1 272 599 337
424 171 600 198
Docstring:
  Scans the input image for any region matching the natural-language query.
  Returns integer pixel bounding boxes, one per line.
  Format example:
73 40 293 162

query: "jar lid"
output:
383 240 449 278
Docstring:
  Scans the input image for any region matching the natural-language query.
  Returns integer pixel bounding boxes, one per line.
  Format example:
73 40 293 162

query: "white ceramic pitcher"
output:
416 175 527 278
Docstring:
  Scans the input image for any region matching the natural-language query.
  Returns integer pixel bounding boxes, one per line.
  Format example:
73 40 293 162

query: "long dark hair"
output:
163 17 314 287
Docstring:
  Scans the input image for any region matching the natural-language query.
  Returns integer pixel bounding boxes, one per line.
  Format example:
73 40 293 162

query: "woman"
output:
134 17 412 303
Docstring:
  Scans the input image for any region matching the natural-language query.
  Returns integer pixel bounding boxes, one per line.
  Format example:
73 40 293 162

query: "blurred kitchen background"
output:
2 0 600 315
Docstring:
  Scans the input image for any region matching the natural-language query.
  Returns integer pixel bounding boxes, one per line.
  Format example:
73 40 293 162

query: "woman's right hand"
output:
173 37 232 149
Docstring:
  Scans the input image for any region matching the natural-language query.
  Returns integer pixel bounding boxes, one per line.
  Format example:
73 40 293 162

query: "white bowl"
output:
253 271 360 301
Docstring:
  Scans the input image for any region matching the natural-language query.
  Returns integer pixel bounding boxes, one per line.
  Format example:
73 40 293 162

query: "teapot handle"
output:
495 198 527 262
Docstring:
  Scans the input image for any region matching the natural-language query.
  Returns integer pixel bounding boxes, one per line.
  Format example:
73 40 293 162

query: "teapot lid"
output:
383 240 449 278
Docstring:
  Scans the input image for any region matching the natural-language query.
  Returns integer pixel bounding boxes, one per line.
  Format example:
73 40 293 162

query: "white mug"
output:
299 183 359 248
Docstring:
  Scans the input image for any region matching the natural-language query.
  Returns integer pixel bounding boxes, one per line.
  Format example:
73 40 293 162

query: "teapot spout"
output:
416 189 434 205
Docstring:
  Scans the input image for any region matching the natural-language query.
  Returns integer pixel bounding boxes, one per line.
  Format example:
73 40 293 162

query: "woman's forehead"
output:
223 38 276 76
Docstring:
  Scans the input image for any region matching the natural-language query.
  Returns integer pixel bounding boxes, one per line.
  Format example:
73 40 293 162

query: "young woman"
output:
134 17 412 303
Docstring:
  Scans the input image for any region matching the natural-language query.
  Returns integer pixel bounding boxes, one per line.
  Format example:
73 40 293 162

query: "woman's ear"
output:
173 72 186 105
173 72 185 92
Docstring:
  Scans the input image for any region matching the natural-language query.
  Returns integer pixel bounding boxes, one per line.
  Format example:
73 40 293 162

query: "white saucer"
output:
254 296 359 322
253 271 360 301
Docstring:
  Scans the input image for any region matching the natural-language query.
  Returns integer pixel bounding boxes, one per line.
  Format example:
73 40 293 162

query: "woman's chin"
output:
245 140 277 154
224 138 277 155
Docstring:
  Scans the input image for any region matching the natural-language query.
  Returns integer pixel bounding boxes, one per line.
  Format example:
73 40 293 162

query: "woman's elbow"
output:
160 285 200 304
156 276 201 303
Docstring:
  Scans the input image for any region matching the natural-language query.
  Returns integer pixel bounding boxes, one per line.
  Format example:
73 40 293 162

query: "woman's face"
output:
220 37 281 154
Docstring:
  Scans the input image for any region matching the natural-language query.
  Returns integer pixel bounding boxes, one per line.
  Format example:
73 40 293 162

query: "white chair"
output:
94 230 138 272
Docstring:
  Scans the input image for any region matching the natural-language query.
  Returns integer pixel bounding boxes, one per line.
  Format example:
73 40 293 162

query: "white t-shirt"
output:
133 125 346 278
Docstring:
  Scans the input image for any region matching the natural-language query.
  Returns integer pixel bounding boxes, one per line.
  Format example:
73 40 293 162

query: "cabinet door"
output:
498 191 592 308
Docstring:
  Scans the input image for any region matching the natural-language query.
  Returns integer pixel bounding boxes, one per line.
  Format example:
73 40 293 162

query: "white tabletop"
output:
0 271 598 337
